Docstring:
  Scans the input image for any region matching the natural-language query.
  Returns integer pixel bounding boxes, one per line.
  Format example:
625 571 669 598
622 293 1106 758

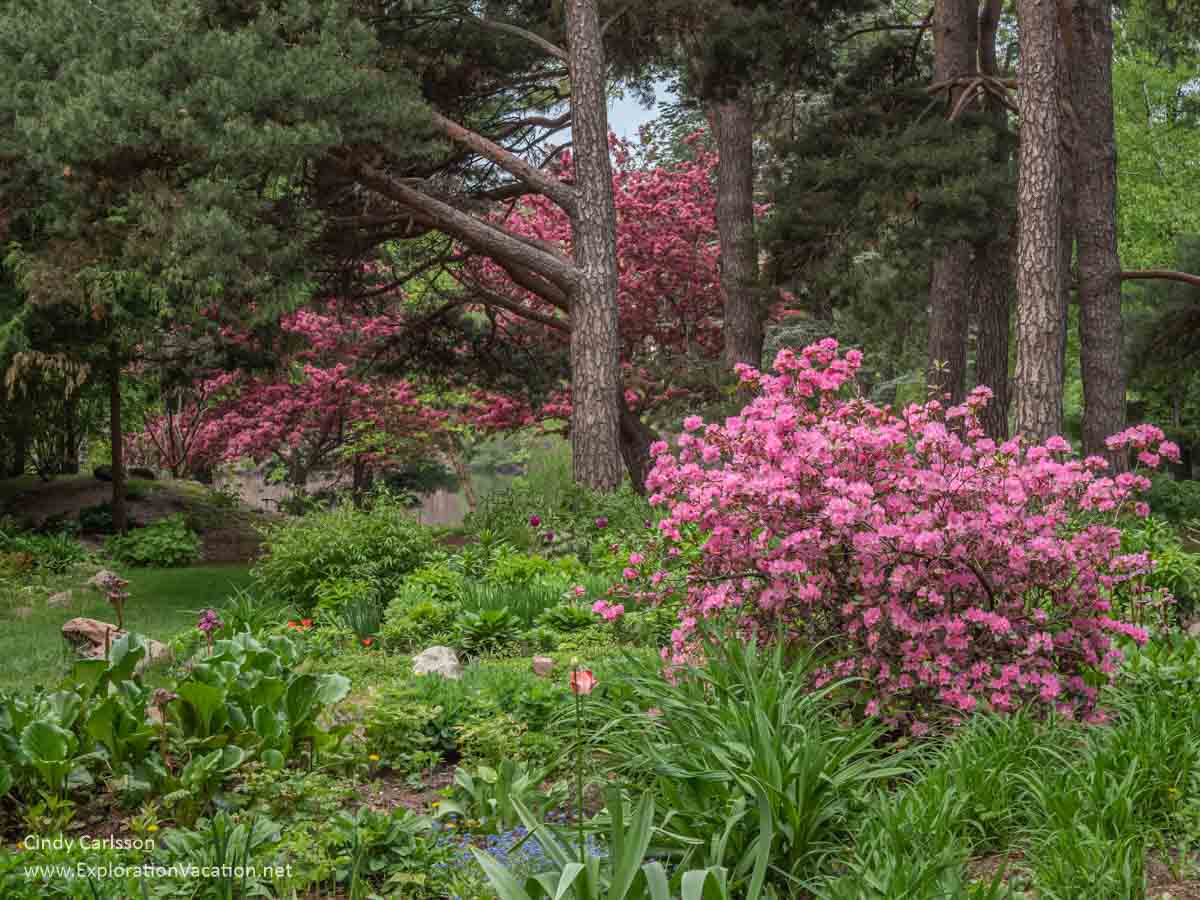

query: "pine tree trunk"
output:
927 0 979 403
109 347 127 534
1014 0 1066 441
565 0 623 491
974 239 1012 438
1070 0 1126 463
1057 13 1076 395
713 93 763 370
973 0 1013 439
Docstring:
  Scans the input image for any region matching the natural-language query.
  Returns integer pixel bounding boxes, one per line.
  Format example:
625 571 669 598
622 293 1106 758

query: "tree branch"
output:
335 156 580 293
468 15 568 61
429 110 578 216
454 274 570 333
1120 270 1200 289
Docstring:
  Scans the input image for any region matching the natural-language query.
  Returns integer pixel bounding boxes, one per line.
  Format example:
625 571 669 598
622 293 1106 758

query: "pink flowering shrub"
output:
622 339 1180 730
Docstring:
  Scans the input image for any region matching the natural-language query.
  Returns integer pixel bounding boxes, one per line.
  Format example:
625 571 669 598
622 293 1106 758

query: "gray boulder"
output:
412 645 463 680
47 590 72 608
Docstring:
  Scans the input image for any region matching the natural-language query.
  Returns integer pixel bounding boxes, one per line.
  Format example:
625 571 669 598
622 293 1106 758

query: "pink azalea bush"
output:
619 339 1180 731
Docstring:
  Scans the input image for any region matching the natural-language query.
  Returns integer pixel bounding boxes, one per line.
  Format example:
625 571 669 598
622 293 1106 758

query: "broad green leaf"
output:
21 720 72 763
107 632 146 684
245 675 287 710
85 697 121 760
261 749 284 770
68 659 108 697
285 675 320 725
0 762 11 796
252 706 284 744
470 848 535 900
177 681 226 737
313 673 350 707
46 691 83 730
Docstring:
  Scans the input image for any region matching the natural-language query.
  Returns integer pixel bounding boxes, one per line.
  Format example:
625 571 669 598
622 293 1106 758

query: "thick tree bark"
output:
712 93 764 370
109 346 127 533
1070 0 1126 463
618 394 658 495
1057 8 1076 395
565 0 623 490
973 0 1013 438
1014 0 1066 441
974 239 1012 438
927 0 979 403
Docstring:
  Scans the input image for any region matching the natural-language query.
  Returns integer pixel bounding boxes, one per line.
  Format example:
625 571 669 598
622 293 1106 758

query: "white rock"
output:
412 645 463 680
47 590 72 608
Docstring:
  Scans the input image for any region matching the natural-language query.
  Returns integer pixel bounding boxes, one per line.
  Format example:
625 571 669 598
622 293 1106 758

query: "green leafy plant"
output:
328 806 450 899
77 502 116 534
1120 515 1200 619
252 495 436 610
0 529 88 572
403 561 468 602
592 630 908 895
315 576 377 612
1147 474 1200 525
381 590 457 651
460 580 565 627
472 786 734 900
168 632 352 777
339 594 385 642
157 812 282 900
454 608 523 656
219 586 290 635
536 602 598 633
105 514 201 567
439 759 565 833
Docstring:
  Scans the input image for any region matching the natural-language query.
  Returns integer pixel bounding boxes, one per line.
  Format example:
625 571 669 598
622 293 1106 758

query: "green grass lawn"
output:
0 563 253 691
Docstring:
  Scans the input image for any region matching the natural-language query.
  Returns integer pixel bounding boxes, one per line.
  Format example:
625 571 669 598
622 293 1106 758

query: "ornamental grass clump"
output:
628 338 1180 731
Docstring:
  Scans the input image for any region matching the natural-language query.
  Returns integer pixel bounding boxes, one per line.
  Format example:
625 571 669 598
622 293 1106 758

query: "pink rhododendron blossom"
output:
617 340 1169 731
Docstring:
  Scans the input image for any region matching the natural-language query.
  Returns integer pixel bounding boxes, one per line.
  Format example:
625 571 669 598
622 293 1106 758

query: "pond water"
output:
215 466 517 527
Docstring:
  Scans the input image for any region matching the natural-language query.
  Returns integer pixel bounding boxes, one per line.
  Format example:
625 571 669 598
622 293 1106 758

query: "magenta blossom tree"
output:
614 339 1179 733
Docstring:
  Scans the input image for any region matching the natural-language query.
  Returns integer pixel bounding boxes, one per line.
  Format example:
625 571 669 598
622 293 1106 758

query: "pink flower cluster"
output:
630 339 1177 729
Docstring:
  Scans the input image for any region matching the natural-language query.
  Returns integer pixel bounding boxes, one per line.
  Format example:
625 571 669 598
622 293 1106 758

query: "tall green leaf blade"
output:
470 848 536 900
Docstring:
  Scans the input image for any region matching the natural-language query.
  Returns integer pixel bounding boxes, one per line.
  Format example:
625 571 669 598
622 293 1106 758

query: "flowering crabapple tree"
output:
141 300 535 491
608 339 1180 732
